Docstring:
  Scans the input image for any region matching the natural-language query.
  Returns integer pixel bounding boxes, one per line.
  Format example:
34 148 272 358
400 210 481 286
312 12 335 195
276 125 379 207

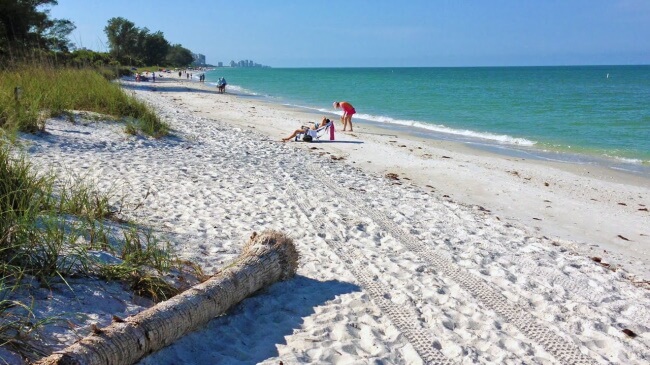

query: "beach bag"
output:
302 135 313 142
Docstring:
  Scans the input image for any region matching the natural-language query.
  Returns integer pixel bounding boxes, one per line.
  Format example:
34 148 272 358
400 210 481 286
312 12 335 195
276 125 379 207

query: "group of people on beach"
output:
281 101 356 142
176 69 224 92
135 71 161 83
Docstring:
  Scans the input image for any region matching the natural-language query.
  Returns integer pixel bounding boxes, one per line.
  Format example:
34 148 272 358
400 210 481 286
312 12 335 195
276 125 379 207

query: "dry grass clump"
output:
242 230 299 280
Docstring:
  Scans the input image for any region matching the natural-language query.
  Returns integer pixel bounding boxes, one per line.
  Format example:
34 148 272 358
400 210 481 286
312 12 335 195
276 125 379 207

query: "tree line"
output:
104 17 194 67
0 0 194 67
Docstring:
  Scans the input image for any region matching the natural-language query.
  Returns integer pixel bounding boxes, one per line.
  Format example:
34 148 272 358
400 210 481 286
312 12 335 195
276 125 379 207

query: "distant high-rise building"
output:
191 53 206 66
218 62 223 67
228 59 269 68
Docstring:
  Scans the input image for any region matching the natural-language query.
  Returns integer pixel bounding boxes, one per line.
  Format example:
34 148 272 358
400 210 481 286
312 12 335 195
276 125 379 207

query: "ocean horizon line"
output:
237 64 650 69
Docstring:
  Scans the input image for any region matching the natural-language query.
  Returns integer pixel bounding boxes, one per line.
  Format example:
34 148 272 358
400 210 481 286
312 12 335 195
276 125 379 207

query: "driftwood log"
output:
35 230 298 365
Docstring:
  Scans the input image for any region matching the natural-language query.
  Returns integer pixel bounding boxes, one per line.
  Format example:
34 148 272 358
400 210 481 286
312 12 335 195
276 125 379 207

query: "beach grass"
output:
0 142 185 283
0 143 189 356
98 226 181 301
0 65 169 138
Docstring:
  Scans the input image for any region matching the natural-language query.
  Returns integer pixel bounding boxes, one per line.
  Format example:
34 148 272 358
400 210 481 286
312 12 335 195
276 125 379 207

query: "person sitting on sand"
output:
282 117 331 142
333 101 355 132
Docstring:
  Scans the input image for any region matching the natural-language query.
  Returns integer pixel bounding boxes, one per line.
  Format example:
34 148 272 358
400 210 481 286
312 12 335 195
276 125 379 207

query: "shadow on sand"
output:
21 124 186 152
138 275 360 364
314 140 363 144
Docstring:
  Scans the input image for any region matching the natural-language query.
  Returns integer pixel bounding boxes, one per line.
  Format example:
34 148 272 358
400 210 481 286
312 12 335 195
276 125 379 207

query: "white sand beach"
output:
10 76 650 364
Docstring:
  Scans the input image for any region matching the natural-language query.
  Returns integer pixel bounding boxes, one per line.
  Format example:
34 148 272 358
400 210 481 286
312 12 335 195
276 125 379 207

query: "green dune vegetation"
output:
0 143 198 359
0 65 169 137
0 1 199 358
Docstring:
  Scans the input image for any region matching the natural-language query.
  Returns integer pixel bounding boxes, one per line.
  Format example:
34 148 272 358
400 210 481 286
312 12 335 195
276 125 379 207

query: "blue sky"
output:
49 0 650 67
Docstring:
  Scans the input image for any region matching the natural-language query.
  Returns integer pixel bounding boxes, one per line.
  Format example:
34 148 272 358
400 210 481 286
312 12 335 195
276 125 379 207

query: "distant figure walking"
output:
333 101 356 132
217 77 227 93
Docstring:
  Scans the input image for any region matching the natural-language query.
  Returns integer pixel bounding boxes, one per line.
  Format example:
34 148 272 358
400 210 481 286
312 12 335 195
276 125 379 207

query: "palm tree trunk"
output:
35 230 298 365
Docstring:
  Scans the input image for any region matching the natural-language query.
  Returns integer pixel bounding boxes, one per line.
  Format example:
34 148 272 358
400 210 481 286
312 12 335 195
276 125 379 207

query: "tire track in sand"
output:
306 163 597 365
287 176 457 365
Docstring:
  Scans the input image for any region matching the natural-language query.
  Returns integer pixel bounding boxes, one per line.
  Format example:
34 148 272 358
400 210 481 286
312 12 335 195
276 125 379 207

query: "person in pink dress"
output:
333 101 356 132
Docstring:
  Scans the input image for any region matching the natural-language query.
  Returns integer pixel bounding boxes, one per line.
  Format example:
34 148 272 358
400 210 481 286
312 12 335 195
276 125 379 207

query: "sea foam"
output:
303 106 537 147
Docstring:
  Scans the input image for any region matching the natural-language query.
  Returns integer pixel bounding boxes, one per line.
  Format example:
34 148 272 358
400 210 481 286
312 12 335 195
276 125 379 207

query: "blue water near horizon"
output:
204 66 650 176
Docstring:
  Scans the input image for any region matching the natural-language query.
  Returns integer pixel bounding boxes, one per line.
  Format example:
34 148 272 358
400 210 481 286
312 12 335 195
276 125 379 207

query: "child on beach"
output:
333 101 356 132
282 117 331 142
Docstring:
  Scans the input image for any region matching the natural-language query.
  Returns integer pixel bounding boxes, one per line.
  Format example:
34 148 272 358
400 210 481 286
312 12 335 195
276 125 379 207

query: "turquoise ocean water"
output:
205 66 650 176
